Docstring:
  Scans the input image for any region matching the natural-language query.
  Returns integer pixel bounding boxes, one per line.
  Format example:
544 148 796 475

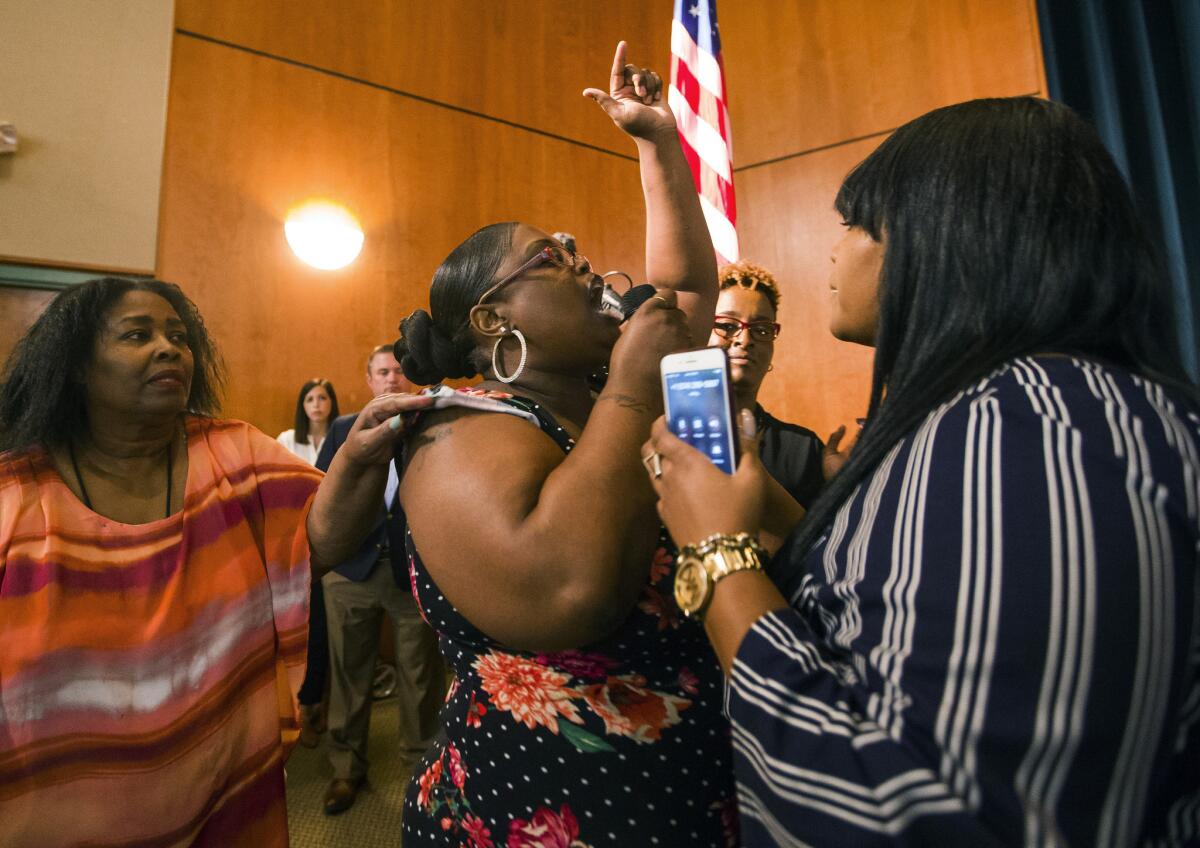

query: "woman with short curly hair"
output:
709 259 835 508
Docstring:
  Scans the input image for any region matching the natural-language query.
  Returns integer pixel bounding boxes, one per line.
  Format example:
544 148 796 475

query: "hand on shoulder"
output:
338 393 435 468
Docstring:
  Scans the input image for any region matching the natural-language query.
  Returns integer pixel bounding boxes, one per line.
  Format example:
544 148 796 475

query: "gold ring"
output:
641 451 663 479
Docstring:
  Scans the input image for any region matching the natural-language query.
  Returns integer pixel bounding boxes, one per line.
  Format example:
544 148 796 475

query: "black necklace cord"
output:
69 435 174 519
164 440 173 518
67 440 94 511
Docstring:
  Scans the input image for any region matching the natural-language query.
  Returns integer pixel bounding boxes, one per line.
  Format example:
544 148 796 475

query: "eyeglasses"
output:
477 244 592 305
712 317 781 342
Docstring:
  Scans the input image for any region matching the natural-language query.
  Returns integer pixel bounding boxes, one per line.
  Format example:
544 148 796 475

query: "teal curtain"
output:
1037 0 1200 377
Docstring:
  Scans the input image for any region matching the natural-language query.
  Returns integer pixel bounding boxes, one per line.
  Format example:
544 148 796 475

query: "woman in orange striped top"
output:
0 278 323 847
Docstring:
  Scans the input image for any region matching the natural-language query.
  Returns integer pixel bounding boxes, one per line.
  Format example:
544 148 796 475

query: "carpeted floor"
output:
285 694 419 848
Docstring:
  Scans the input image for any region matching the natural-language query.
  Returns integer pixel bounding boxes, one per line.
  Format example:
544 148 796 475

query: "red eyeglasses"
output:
477 245 592 305
712 316 781 342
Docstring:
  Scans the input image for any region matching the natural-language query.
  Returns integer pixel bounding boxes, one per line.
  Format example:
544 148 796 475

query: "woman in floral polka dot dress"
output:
402 395 737 847
388 42 740 847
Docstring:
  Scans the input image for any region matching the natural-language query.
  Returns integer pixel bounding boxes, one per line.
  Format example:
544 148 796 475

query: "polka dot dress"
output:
402 393 738 847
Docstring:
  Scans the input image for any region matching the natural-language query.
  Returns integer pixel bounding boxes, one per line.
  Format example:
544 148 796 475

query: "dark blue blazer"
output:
316 412 408 583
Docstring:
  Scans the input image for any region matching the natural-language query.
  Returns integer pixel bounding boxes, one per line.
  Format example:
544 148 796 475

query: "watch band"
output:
673 532 766 620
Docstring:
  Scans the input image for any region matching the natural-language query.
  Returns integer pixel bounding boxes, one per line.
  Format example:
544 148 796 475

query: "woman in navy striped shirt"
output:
645 97 1198 846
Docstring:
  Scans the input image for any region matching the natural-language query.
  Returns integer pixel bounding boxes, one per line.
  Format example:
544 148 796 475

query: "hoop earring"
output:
767 364 774 372
492 328 527 384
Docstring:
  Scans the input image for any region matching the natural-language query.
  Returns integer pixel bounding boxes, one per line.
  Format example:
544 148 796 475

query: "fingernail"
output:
389 415 403 431
739 408 756 439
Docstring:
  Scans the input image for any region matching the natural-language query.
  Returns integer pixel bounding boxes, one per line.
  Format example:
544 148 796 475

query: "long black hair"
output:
394 222 518 385
0 277 224 453
293 378 339 445
789 96 1194 560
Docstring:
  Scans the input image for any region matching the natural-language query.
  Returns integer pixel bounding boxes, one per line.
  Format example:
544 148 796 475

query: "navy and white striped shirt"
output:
731 357 1199 846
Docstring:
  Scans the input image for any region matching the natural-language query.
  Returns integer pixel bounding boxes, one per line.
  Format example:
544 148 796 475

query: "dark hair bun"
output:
397 309 477 385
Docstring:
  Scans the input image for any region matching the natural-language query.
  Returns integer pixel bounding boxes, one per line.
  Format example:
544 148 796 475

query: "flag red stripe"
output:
671 58 731 144
675 126 737 224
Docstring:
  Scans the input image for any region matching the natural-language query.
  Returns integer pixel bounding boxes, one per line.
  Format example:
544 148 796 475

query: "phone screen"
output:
663 366 737 474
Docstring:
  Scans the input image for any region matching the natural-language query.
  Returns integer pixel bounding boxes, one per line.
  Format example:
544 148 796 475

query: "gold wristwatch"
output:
673 532 766 620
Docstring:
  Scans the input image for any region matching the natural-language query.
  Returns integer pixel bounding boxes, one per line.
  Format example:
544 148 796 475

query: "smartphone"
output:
660 347 739 474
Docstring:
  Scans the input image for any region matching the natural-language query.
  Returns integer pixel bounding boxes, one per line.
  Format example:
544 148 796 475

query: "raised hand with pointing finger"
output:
583 41 677 142
583 40 716 345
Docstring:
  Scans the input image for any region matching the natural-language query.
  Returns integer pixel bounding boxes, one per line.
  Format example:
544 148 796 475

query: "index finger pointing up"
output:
609 41 628 91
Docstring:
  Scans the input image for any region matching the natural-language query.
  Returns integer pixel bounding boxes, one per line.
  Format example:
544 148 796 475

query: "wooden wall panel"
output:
158 35 648 435
721 0 1047 167
738 138 883 440
725 0 1045 439
0 288 56 376
173 0 671 158
155 0 1045 440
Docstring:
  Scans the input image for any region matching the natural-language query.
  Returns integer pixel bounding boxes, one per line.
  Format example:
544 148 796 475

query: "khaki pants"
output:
322 561 443 781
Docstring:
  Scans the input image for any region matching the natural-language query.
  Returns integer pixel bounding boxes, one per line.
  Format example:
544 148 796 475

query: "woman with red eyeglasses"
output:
310 42 738 846
709 261 847 509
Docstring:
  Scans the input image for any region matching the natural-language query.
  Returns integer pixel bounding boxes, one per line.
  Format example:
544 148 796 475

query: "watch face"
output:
674 557 710 615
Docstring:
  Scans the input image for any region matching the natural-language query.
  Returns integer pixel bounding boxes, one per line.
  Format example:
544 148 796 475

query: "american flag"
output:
669 0 738 264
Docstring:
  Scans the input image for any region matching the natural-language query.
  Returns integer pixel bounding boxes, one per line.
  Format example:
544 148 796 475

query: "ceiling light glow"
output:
285 201 364 270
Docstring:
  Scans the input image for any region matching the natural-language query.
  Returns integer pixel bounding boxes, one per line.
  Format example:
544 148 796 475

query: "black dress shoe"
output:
323 776 364 816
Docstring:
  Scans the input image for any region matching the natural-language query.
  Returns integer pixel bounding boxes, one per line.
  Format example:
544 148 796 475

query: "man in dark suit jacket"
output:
316 344 443 815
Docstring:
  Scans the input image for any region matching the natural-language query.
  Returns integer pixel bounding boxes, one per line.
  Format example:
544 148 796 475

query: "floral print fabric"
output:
402 392 738 847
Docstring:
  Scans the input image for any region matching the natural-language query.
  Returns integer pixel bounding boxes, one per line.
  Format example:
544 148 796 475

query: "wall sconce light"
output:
0 123 17 154
284 200 364 270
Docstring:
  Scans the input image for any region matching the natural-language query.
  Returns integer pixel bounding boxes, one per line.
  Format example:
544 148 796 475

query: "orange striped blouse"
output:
0 418 323 847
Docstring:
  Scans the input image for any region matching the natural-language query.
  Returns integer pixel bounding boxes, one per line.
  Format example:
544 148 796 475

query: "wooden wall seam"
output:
736 127 896 175
734 89 1044 174
175 28 639 165
1026 0 1050 98
0 254 155 278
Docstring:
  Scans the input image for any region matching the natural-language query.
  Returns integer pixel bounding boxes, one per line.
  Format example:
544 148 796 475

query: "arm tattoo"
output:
598 393 650 413
406 423 454 472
